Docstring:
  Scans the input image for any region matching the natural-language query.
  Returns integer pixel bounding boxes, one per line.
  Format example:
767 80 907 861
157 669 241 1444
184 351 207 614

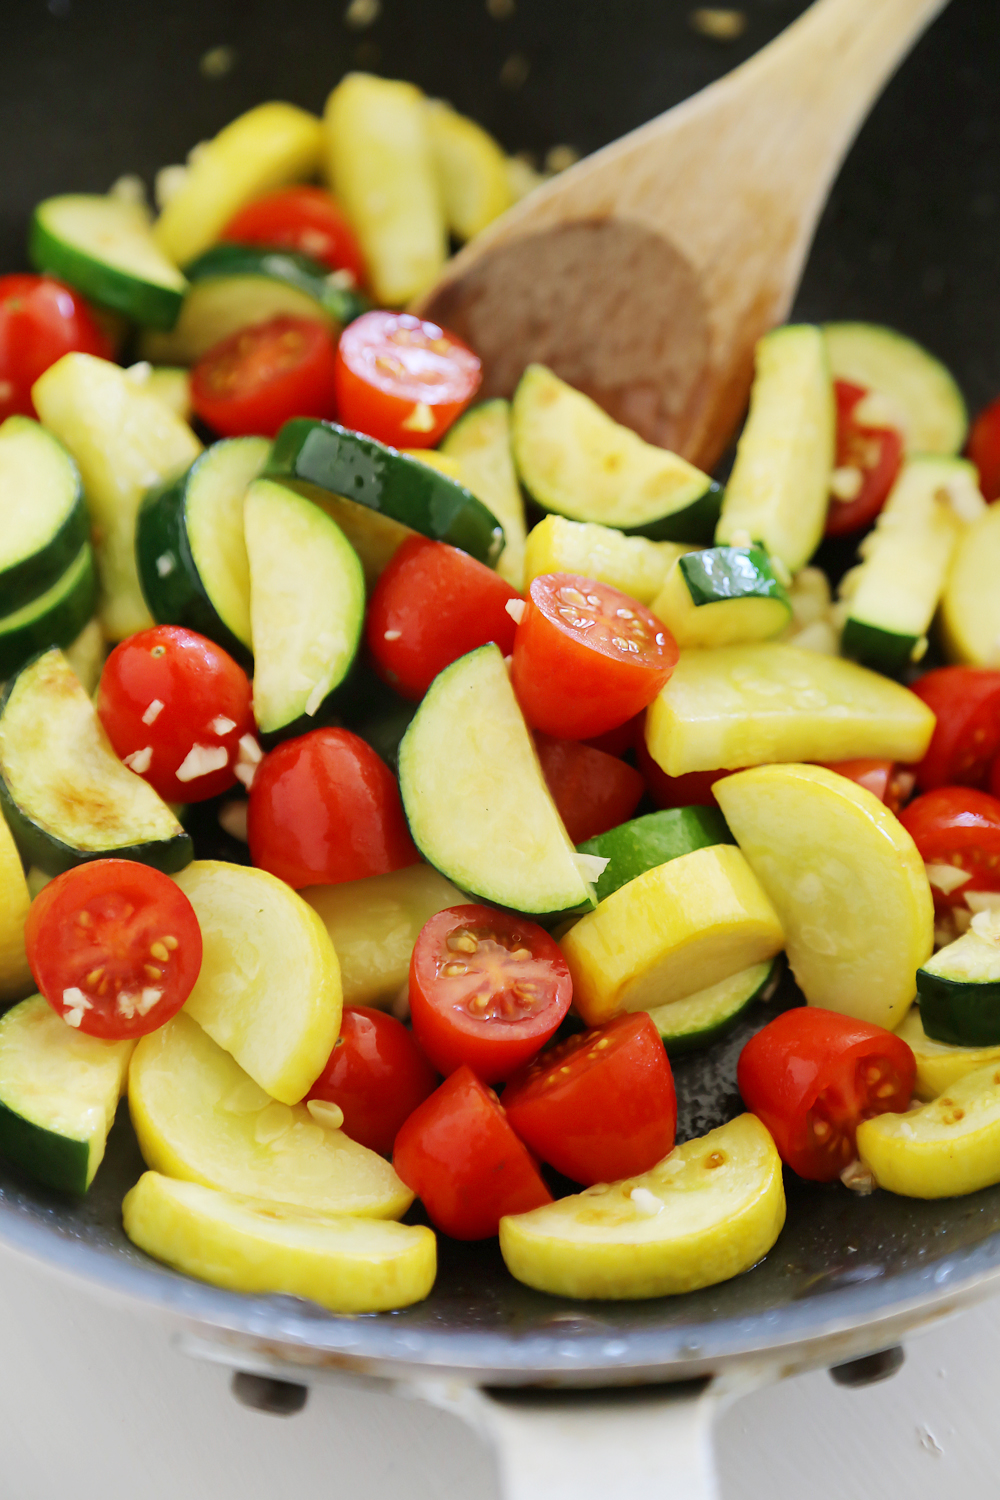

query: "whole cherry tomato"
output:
306 1007 438 1156
220 187 366 287
534 732 645 844
968 393 1000 503
191 316 338 438
334 311 481 449
824 380 904 537
0 273 110 420
909 667 1000 792
898 786 1000 909
635 735 734 809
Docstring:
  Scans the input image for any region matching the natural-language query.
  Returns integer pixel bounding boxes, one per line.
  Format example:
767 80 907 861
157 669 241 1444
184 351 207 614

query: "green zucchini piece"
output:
840 457 982 676
716 325 835 573
267 418 504 583
140 244 367 365
0 648 191 875
645 959 778 1055
399 643 595 918
0 995 133 1194
136 436 270 668
578 807 734 903
917 916 1000 1047
823 322 968 456
244 478 366 741
511 364 721 542
0 415 88 613
441 399 526 589
651 545 790 649
0 543 98 680
30 194 187 330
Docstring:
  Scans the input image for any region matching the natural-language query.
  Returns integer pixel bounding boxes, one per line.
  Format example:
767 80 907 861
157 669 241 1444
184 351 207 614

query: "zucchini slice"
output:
896 1005 1000 1102
0 995 133 1194
716 325 835 572
398 644 594 918
0 416 88 613
30 194 187 329
823 322 968 456
645 959 778 1055
577 806 734 903
523 515 693 606
424 99 512 242
917 912 1000 1047
940 501 1000 668
441 400 526 589
123 1171 436 1313
0 542 98 681
245 478 365 740
136 436 270 667
267 418 503 583
651 545 790 649
511 364 721 542
839 457 981 675
0 648 191 875
0 807 32 1003
857 1061 1000 1199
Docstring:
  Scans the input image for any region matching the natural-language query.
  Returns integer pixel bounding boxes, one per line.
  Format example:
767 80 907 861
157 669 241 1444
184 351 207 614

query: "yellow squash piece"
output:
940 501 1000 667
140 366 192 424
560 844 784 1027
324 73 446 306
858 1060 1000 1198
123 1172 436 1313
441 400 527 590
129 1013 413 1218
176 861 341 1106
500 1114 785 1300
0 809 32 1002
154 103 324 267
424 99 512 241
32 353 201 640
896 1007 1000 1102
400 449 464 482
523 515 694 606
715 764 933 1030
645 642 936 776
301 864 463 1010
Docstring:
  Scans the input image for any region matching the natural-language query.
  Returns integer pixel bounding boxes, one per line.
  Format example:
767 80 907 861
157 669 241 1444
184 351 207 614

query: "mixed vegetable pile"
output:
4 74 1000 1316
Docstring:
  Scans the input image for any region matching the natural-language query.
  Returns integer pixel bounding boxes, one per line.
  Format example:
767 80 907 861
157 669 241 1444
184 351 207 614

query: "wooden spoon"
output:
417 0 949 471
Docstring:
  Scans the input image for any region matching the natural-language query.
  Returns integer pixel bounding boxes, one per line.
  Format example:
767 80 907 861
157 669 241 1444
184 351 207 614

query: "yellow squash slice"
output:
0 809 32 1002
424 99 512 241
715 764 933 1030
441 400 527 590
645 642 936 777
499 1114 785 1299
940 501 1000 667
560 844 784 1027
858 1061 1000 1198
129 1013 412 1218
123 1172 435 1313
896 1007 1000 1102
523 515 694 606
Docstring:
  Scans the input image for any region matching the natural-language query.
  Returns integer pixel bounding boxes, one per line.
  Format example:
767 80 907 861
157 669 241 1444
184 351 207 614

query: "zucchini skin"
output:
0 1093 93 1195
29 208 184 331
0 493 89 618
0 544 98 680
184 244 369 326
655 960 778 1056
917 977 1000 1048
840 617 918 678
627 483 723 544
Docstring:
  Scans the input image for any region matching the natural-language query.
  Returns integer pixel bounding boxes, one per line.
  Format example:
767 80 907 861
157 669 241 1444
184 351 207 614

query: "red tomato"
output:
365 535 520 700
898 787 1000 909
909 667 1000 792
968 394 1000 503
247 727 419 888
334 311 481 449
534 732 645 844
502 1013 677 1186
408 905 573 1083
25 859 202 1040
190 316 338 438
822 758 915 814
393 1064 552 1239
824 381 904 537
511 575 678 741
97 626 254 804
306 1007 438 1156
737 1007 915 1181
635 733 732 808
584 713 643 758
0 273 110 420
992 755 1000 801
220 187 366 287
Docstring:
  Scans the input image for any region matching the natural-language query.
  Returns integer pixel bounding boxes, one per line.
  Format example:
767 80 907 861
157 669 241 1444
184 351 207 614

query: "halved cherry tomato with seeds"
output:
191 315 338 438
25 859 202 1040
220 186 366 286
511 574 678 741
534 732 645 844
334 310 481 449
823 759 914 814
909 667 1000 793
409 904 572 1083
898 787 1000 909
737 1007 915 1182
502 1012 677 1186
393 1064 552 1239
824 380 904 537
306 1006 438 1157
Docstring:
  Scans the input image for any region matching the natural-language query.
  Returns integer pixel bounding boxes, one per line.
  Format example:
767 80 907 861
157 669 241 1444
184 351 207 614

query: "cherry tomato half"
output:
220 187 366 287
409 905 573 1083
824 380 904 537
393 1064 552 1239
0 273 111 421
25 859 203 1039
737 1007 915 1181
898 787 1000 909
823 759 915 814
968 393 1000 503
247 727 419 888
511 575 678 741
635 735 733 809
365 535 520 700
502 1013 677 1185
909 667 1000 793
191 316 339 438
534 732 645 844
97 626 255 804
334 311 481 449
306 1007 438 1156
